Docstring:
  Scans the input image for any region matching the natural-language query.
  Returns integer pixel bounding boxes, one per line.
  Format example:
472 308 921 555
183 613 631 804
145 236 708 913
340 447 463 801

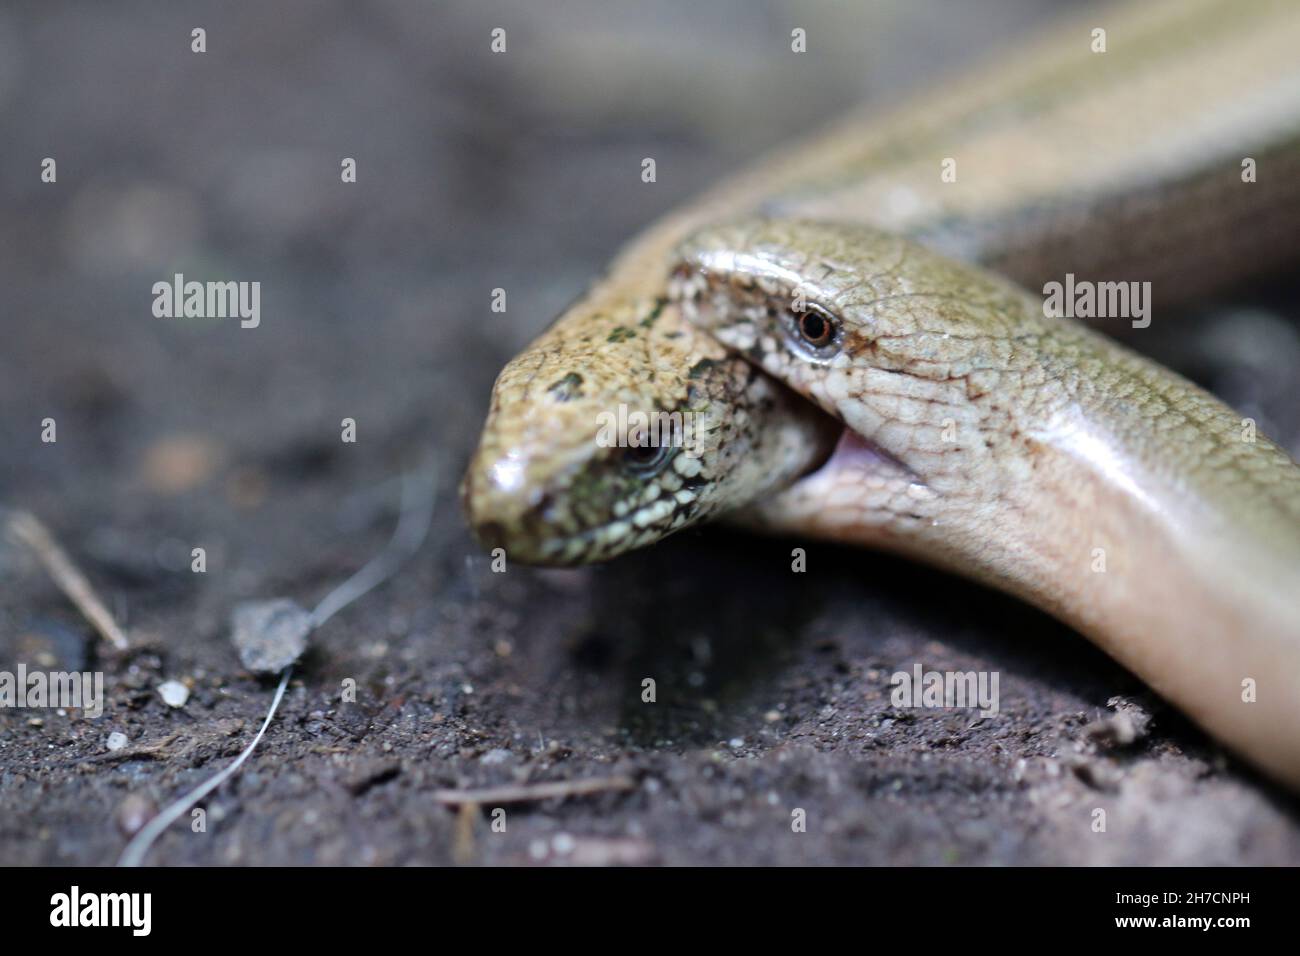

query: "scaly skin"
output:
463 0 1300 562
674 218 1300 790
461 0 1300 787
463 324 837 564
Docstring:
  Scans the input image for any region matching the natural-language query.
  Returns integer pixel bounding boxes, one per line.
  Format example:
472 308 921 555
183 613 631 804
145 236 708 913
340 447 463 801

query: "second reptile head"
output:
461 286 837 565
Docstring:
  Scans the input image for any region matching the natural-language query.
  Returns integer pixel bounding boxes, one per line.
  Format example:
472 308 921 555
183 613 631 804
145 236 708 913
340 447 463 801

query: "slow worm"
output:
462 0 1300 786
674 219 1300 790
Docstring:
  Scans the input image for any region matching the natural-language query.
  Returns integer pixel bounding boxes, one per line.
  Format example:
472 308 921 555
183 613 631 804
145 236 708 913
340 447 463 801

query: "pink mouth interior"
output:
827 428 887 468
799 426 916 487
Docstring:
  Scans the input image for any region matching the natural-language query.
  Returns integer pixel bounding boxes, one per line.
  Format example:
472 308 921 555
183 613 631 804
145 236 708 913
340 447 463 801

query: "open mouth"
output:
793 416 923 493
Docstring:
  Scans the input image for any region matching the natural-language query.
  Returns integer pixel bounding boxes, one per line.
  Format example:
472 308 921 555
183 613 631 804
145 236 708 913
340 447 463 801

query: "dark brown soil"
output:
3 0 1299 866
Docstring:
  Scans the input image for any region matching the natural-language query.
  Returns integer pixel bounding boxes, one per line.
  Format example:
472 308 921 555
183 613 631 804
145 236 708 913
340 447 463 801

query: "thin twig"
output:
430 775 637 806
453 801 477 865
3 508 130 651
116 668 292 867
116 456 438 867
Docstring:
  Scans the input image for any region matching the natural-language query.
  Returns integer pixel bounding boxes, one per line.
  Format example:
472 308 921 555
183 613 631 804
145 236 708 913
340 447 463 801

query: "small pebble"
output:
230 598 312 674
140 435 220 495
106 732 128 751
158 680 189 708
1084 697 1152 748
551 833 575 855
1068 755 1123 792
115 793 157 837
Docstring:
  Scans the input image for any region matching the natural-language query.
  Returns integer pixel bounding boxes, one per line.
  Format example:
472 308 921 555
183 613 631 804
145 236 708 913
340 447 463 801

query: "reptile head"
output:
673 216 1057 512
672 217 1035 389
462 292 837 566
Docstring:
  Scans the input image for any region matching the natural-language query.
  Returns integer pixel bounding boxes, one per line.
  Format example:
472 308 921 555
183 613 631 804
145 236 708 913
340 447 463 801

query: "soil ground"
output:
2 0 1299 866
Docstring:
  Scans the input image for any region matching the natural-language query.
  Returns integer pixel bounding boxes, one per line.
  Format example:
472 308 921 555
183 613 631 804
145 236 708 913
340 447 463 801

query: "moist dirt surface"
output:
2 1 1299 866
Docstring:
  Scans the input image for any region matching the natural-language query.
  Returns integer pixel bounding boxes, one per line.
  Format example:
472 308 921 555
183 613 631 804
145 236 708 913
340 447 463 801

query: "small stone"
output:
728 737 745 749
551 833 575 855
1065 753 1123 791
480 748 512 765
158 679 190 708
115 793 157 837
106 732 128 751
141 435 220 495
1084 697 1152 748
230 598 312 674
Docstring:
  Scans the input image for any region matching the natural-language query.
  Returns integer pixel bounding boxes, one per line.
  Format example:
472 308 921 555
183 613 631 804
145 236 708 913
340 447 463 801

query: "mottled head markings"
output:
547 372 585 402
462 292 836 566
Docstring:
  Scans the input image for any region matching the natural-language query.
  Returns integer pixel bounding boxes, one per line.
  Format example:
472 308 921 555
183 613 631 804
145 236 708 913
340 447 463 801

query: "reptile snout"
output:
463 448 536 555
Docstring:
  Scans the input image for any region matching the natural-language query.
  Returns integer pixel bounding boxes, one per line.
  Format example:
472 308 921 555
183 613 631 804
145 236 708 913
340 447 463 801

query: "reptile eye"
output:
623 442 668 474
797 310 834 346
788 303 839 357
800 312 832 345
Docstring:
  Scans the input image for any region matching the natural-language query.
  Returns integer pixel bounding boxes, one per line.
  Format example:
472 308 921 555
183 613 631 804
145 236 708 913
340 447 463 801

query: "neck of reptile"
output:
746 323 1300 788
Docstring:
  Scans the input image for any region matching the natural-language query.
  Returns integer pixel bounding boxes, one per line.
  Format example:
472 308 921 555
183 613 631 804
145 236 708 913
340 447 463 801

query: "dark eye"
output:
794 307 836 349
623 442 669 474
785 300 837 356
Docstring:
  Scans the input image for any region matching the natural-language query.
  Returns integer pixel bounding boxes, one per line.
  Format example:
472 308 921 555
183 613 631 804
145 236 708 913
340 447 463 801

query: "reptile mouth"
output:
795 422 925 492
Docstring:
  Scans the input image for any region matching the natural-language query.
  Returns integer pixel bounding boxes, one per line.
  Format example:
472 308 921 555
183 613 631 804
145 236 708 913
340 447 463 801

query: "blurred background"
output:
2 0 1298 865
